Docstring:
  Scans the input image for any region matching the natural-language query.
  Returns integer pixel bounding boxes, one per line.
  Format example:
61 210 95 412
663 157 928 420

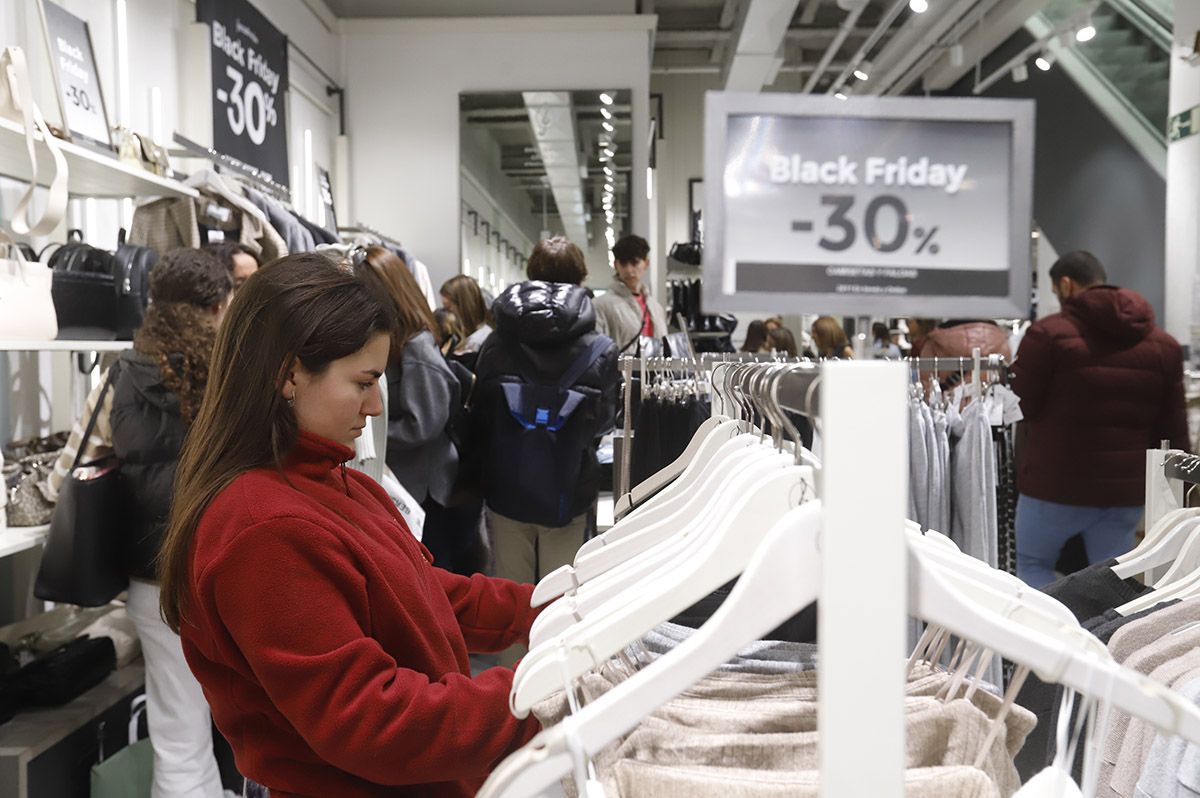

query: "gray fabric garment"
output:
1134 677 1200 798
950 399 998 568
243 186 314 254
911 399 931 527
922 401 940 531
639 621 819 674
1099 622 1200 798
592 278 669 352
1115 653 1200 797
385 330 459 505
613 761 1001 798
932 406 953 534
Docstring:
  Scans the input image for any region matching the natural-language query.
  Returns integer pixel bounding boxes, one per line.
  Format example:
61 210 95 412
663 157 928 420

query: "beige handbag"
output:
0 232 58 340
0 46 69 237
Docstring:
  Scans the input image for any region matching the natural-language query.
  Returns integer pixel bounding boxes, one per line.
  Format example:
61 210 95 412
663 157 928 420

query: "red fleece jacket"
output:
180 432 542 797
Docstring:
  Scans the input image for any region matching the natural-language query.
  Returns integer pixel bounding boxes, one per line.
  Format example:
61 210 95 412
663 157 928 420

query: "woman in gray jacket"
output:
357 246 483 574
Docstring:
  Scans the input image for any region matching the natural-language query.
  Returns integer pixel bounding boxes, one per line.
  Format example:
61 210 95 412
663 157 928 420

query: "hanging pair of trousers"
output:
126 580 225 798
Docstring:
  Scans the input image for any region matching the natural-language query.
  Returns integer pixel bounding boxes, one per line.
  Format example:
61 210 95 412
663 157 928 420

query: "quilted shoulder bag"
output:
0 232 58 340
0 47 68 237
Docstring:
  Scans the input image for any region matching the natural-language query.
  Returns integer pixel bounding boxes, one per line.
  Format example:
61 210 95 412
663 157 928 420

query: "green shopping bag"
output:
90 695 152 798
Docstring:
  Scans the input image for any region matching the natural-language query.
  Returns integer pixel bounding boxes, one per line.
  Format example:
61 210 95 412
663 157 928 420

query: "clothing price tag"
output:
206 229 226 243
704 93 1034 317
39 1 112 149
205 202 232 223
196 0 290 188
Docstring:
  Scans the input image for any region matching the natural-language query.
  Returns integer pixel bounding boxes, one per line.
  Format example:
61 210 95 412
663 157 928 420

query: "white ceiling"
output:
322 0 637 18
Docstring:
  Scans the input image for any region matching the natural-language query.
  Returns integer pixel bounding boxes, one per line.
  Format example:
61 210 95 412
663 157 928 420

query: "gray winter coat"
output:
385 330 459 505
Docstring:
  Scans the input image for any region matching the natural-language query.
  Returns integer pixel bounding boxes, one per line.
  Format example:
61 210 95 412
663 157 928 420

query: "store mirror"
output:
460 90 633 298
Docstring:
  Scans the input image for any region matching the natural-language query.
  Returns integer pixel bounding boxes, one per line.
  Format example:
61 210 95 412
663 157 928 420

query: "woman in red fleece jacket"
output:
158 254 542 797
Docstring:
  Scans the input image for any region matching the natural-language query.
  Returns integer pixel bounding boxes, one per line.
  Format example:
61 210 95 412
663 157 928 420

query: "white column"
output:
819 361 908 796
1166 2 1200 350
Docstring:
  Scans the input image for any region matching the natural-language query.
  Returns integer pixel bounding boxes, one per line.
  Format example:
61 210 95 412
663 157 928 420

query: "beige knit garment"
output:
533 662 1034 798
1109 649 1200 797
1099 620 1200 798
612 761 1000 797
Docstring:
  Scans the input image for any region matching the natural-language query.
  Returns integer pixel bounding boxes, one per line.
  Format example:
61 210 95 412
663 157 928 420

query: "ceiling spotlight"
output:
853 60 872 81
603 148 615 157
600 92 613 105
834 91 848 101
602 121 614 133
909 0 928 13
1075 21 1096 42
1035 52 1055 71
1012 62 1029 83
603 166 613 176
600 107 612 120
599 154 609 162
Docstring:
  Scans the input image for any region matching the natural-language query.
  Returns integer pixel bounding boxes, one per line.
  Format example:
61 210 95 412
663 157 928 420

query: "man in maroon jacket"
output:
1012 251 1189 588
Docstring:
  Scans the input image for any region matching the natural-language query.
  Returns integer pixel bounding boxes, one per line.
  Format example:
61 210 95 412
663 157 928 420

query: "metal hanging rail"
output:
170 132 292 204
1164 452 1200 485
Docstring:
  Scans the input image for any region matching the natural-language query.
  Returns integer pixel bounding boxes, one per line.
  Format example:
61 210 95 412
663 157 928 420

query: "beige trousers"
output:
489 508 588 666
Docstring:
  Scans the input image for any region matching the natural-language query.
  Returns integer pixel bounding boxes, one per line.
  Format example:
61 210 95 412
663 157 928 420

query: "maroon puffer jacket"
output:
1012 286 1188 507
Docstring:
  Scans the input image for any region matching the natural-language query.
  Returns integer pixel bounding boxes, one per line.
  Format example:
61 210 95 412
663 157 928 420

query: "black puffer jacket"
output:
472 281 618 523
110 351 187 580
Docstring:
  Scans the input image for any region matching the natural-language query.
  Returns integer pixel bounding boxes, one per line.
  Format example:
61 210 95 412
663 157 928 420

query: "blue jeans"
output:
1016 494 1143 589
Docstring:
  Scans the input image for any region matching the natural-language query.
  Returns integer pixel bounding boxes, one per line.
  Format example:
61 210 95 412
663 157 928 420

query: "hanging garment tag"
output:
205 202 233 223
584 778 608 798
205 228 226 243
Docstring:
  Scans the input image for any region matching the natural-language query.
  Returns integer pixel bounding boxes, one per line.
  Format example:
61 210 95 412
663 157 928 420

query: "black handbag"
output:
4 636 116 709
35 366 130 606
113 229 158 340
48 229 119 339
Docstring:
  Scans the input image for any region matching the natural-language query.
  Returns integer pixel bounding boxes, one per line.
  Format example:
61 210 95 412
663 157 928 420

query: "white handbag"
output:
0 232 58 340
0 46 69 237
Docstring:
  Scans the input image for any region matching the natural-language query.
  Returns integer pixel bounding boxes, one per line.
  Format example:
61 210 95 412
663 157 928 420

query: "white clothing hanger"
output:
482 504 1200 798
612 414 726 518
1110 508 1200 581
511 464 812 717
532 426 761 606
528 454 810 647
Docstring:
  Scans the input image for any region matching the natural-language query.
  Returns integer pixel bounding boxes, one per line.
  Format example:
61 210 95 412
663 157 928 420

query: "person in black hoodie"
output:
472 237 618 663
111 247 231 798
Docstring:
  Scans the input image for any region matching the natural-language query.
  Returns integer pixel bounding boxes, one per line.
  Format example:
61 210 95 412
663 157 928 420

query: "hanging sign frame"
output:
703 92 1035 318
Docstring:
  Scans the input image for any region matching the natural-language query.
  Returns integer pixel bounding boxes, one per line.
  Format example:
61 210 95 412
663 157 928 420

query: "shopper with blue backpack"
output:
472 237 618 662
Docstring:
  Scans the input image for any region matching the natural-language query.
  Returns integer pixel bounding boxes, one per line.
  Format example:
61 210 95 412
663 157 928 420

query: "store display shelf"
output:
0 115 196 200
0 339 132 352
0 524 49 560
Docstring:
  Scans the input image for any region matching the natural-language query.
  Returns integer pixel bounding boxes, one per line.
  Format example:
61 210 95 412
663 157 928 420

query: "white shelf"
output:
0 524 49 560
0 340 132 352
0 115 197 200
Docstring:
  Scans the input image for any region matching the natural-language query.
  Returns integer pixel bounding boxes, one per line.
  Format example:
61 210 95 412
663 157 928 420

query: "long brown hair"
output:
133 249 231 424
355 246 438 365
158 254 395 631
439 274 491 337
811 316 850 358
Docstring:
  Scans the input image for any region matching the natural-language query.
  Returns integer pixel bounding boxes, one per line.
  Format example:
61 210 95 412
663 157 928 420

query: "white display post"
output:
819 360 909 796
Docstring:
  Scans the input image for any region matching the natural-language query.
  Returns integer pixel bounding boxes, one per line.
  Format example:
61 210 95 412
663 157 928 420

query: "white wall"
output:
340 15 655 289
1167 0 1200 352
